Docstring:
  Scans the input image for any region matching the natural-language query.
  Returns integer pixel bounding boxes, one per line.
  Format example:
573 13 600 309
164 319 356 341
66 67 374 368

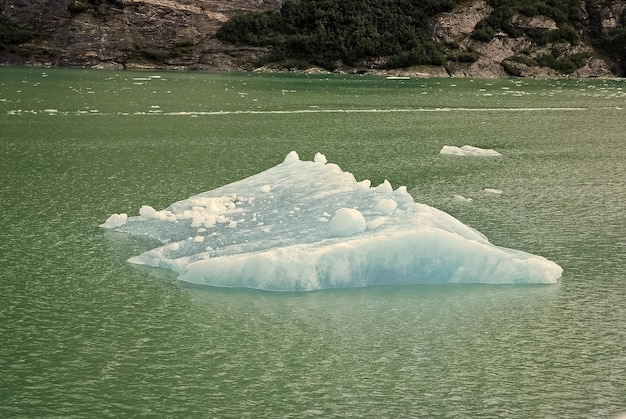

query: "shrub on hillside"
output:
0 17 37 48
217 0 459 70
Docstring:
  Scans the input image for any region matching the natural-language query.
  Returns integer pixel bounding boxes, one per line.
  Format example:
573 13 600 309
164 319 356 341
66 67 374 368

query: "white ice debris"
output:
101 213 127 229
328 208 367 237
484 188 504 195
440 145 502 157
453 195 473 203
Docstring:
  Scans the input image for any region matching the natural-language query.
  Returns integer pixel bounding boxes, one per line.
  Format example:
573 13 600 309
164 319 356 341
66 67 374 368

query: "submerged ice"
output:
101 151 561 290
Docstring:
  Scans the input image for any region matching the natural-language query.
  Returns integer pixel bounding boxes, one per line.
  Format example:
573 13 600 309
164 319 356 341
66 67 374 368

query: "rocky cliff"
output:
424 0 618 78
1 0 624 77
0 0 283 70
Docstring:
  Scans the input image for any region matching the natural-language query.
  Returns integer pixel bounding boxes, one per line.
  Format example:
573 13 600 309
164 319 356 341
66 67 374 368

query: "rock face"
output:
1 0 283 70
428 0 617 78
0 0 623 77
431 1 494 44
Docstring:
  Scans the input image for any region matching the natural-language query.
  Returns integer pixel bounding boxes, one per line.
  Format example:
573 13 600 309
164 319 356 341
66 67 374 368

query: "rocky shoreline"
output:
1 0 623 78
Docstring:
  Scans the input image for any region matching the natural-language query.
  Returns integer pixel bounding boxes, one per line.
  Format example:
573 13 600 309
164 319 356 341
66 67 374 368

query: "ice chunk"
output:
375 180 394 193
101 152 562 290
139 205 159 219
374 198 398 214
283 150 300 163
329 208 366 237
484 188 504 195
453 195 473 203
440 145 502 157
100 213 127 229
314 152 327 164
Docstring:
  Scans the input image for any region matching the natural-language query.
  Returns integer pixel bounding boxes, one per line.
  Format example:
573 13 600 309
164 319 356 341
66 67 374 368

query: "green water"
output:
1 67 625 417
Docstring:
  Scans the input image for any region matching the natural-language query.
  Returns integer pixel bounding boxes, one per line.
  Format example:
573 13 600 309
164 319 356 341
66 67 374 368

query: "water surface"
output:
1 67 625 417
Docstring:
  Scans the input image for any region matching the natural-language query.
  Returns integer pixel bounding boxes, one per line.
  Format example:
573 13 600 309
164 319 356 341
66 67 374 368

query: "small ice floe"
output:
453 195 473 203
440 145 502 157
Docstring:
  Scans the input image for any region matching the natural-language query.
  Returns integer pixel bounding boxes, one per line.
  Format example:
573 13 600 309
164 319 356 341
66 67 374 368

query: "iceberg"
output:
440 145 502 157
101 151 562 291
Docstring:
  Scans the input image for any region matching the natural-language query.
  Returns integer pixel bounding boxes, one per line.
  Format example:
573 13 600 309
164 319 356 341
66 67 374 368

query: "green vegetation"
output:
0 17 38 48
471 0 625 75
216 11 283 47
446 48 480 63
505 50 590 75
600 26 626 74
216 0 623 73
509 54 539 67
470 0 581 43
535 50 590 73
524 24 579 45
470 0 624 76
217 0 461 70
587 1 626 75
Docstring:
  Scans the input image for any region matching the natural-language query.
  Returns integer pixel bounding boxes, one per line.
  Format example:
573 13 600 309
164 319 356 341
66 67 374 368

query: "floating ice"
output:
102 213 128 229
101 152 561 290
453 195 473 203
440 145 502 157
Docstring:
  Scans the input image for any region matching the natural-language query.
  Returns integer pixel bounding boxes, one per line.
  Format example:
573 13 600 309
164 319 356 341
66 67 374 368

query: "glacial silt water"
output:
1 67 624 417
